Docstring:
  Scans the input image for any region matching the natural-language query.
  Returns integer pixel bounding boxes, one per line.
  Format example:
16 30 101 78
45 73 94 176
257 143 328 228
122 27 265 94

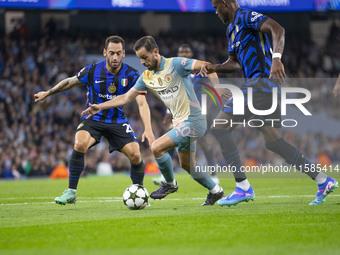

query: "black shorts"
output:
77 119 137 153
223 81 282 128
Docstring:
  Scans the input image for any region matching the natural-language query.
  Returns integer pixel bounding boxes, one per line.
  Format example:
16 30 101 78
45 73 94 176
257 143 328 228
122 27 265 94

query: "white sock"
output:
68 188 77 192
314 172 327 185
236 179 250 191
210 185 222 194
167 180 177 187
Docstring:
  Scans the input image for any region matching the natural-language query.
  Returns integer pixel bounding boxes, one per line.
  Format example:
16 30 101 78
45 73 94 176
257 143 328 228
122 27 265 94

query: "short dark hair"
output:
105 35 125 50
133 36 158 52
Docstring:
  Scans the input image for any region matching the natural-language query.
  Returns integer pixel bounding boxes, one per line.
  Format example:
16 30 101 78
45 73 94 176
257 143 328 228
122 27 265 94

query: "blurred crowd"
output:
1 21 340 179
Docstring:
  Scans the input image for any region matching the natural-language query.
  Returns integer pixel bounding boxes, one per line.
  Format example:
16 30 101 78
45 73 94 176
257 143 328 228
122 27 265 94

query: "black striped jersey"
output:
77 61 140 123
227 9 272 79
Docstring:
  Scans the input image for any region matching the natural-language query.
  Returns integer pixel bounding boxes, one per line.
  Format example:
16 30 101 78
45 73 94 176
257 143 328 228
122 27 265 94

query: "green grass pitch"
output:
1 174 339 255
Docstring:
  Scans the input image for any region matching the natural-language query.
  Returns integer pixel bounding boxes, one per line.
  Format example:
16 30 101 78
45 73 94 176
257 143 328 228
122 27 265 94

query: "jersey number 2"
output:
123 123 134 133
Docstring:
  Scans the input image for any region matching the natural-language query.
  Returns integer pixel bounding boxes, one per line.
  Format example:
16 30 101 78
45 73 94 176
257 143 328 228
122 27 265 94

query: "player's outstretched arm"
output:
260 19 286 82
135 95 155 146
192 59 220 83
204 63 233 101
81 88 139 119
333 73 340 97
34 76 82 102
198 56 241 76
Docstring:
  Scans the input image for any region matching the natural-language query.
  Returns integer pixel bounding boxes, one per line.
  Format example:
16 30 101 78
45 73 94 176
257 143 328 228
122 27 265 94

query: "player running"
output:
34 35 155 205
82 36 225 206
200 0 338 206
153 44 222 186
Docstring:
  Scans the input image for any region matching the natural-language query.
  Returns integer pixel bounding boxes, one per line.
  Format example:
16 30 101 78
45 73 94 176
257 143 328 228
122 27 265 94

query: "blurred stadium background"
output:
0 0 340 180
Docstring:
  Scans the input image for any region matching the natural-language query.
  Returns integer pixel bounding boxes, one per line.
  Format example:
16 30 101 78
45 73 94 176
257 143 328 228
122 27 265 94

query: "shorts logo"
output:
165 74 173 83
77 123 84 129
121 79 128 87
108 83 116 93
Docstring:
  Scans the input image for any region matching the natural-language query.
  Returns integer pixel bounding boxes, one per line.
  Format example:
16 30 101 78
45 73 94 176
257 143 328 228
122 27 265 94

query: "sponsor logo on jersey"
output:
77 123 84 129
99 93 117 100
121 79 128 87
95 80 105 84
108 84 116 93
165 74 173 83
157 85 179 95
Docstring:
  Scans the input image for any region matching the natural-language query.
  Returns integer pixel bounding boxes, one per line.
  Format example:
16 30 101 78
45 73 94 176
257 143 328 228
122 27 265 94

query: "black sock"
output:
130 161 145 185
68 150 85 190
212 129 246 182
265 138 319 179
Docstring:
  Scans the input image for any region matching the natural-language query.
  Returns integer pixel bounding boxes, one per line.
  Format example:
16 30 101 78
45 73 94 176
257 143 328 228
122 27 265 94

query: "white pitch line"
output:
1 194 339 206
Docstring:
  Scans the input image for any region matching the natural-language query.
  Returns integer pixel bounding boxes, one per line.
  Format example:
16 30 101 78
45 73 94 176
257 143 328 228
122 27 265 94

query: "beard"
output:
107 59 121 70
146 58 158 70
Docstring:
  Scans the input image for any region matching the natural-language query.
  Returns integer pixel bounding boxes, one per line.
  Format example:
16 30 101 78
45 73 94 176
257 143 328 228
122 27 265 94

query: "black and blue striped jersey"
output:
77 61 139 123
227 9 272 79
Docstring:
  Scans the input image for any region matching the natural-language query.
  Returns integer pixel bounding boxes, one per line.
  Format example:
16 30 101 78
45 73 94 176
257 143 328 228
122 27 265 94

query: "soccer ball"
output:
122 184 149 210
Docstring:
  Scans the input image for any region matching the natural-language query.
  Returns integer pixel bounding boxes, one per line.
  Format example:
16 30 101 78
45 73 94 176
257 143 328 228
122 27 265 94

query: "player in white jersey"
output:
82 36 225 206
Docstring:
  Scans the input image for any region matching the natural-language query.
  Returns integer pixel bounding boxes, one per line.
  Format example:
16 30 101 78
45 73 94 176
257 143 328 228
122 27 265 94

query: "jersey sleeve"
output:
132 75 147 95
172 57 196 77
227 28 236 56
76 64 93 84
241 9 269 30
128 69 140 89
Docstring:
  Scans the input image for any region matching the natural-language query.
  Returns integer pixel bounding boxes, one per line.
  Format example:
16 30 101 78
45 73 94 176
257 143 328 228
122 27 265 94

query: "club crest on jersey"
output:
108 84 116 93
165 74 173 83
121 79 128 87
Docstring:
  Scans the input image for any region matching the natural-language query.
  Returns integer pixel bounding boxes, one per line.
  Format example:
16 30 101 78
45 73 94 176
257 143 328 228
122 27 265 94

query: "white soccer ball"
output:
122 184 149 210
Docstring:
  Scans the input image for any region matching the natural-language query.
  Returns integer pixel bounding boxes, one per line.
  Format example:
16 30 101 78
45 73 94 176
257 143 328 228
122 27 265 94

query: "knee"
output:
151 142 164 158
74 141 88 153
128 151 142 165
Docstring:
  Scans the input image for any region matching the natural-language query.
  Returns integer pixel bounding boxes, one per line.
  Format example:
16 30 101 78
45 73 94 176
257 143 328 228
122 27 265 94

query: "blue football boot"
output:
217 186 255 207
309 177 338 205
